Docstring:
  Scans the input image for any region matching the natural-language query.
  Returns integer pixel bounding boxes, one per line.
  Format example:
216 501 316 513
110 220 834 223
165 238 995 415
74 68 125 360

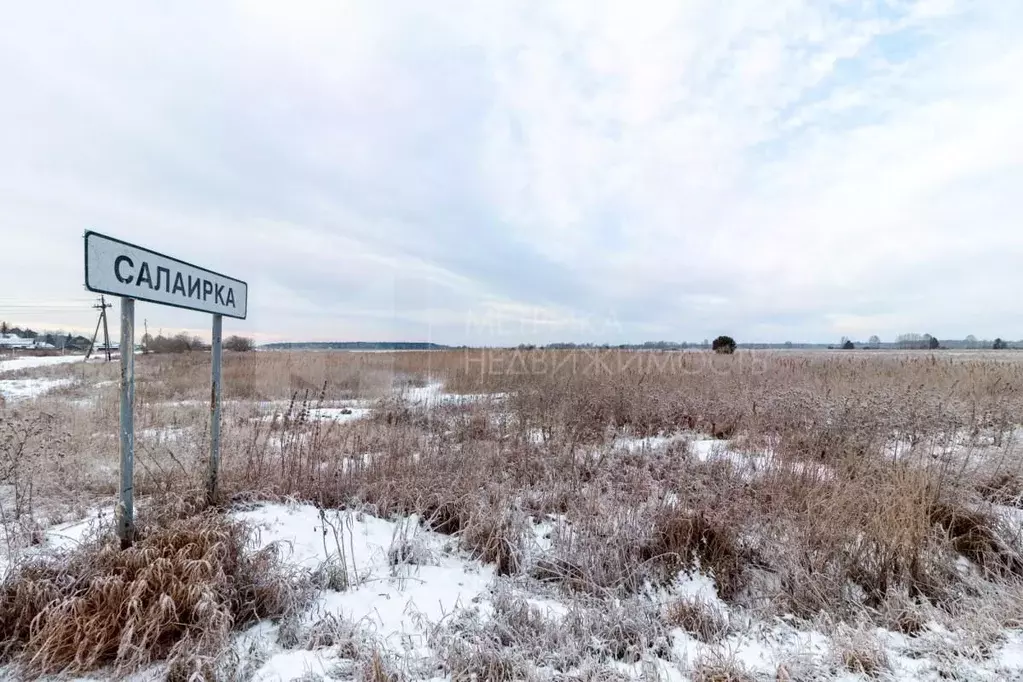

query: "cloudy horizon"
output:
2 1 1022 346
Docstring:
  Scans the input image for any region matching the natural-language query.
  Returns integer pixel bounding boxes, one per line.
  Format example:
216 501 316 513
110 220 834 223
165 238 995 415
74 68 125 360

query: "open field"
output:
4 349 1023 680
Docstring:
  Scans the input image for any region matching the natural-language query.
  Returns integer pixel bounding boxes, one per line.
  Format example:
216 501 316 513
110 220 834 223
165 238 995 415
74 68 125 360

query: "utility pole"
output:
86 296 113 362
100 296 112 362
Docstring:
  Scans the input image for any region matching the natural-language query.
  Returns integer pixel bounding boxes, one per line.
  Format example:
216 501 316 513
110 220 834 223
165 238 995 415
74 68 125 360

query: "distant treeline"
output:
261 341 452 351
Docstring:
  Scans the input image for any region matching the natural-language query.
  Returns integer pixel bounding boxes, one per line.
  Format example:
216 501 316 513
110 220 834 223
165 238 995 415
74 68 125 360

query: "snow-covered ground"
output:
10 499 1023 681
235 503 496 679
0 354 82 401
612 433 834 481
0 376 75 401
256 407 372 425
0 354 83 373
400 382 505 407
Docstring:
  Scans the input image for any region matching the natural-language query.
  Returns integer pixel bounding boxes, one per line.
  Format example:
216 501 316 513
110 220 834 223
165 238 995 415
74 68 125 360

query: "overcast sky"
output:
1 1 1021 345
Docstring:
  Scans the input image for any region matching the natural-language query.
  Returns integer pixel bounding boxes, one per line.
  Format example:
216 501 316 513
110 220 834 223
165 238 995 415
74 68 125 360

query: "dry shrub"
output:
644 509 745 600
833 628 890 678
0 512 311 678
438 609 534 682
977 471 1023 507
552 666 633 681
690 650 756 682
530 509 655 595
664 596 730 642
387 535 433 568
460 505 528 576
0 411 71 538
421 498 468 535
359 650 406 682
840 647 889 677
929 502 1023 578
760 456 1023 619
520 451 753 598
876 592 929 636
302 613 363 655
435 589 669 678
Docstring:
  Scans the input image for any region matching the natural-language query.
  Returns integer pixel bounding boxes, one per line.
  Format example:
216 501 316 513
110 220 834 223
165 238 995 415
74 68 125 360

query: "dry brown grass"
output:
690 651 757 682
663 596 730 642
359 650 406 682
134 350 420 403
0 510 310 679
434 588 670 679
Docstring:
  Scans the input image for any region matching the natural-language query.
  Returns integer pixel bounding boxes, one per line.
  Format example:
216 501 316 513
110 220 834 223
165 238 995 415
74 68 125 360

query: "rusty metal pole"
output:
207 314 223 507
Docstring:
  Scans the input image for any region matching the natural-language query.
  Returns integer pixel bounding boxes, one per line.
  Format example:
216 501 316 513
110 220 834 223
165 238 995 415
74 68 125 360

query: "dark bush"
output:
711 336 737 355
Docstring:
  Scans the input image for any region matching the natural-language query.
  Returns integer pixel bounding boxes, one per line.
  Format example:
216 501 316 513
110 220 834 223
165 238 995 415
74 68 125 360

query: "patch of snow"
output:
0 376 75 401
530 516 564 553
1 506 115 577
250 650 335 682
690 438 724 461
233 503 496 660
526 597 569 618
994 503 1023 531
0 354 83 373
307 407 371 423
996 632 1023 672
688 436 834 481
672 570 724 605
44 508 115 551
615 434 682 452
139 426 191 443
161 399 204 408
255 406 372 425
400 382 505 407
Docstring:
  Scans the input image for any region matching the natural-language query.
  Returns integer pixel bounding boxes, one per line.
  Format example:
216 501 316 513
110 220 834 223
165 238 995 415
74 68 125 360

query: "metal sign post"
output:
208 314 223 507
84 231 248 546
118 297 135 548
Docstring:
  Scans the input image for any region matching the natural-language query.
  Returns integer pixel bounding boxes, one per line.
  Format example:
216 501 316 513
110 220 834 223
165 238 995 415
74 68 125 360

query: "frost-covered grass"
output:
5 349 1023 680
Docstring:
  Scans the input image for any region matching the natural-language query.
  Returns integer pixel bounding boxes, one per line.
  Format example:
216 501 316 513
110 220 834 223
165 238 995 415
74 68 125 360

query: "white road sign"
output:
85 231 248 319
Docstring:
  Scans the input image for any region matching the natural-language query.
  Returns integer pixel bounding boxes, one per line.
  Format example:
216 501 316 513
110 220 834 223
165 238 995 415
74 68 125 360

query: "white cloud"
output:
0 0 1020 343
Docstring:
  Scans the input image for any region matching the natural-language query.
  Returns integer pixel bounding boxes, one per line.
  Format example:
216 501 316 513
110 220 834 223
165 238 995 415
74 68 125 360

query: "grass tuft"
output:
644 509 744 599
664 596 730 642
0 512 310 678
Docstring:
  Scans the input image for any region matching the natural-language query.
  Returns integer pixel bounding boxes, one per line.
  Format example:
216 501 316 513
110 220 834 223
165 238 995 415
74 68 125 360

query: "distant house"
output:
0 334 61 351
65 336 92 352
0 334 34 349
